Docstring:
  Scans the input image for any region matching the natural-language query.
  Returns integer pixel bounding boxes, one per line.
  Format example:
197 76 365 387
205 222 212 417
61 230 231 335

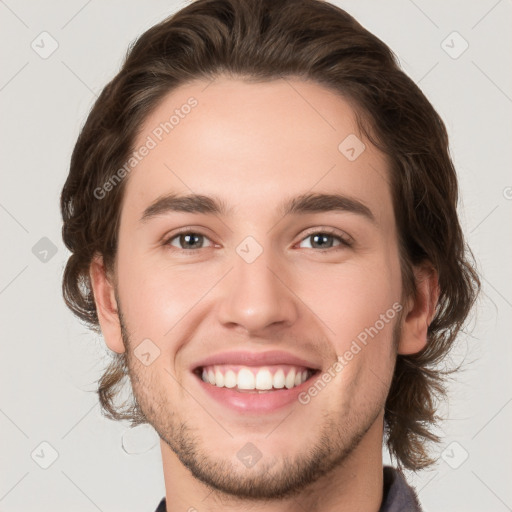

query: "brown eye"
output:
308 233 337 249
166 232 213 250
298 230 351 251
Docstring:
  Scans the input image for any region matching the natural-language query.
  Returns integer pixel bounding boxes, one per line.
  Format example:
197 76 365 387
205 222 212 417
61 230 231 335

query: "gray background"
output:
1 1 511 511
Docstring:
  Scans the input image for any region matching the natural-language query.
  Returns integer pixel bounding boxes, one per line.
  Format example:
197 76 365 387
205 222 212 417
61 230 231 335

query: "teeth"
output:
224 370 237 388
200 365 311 391
215 369 224 387
255 369 273 390
237 368 255 390
273 369 285 389
285 369 296 389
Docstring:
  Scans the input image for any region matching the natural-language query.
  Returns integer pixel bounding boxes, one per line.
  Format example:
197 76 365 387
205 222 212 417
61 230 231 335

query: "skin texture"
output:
90 76 438 511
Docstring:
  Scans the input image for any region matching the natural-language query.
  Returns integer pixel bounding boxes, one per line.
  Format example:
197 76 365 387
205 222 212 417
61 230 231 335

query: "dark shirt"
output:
153 465 422 511
380 466 422 511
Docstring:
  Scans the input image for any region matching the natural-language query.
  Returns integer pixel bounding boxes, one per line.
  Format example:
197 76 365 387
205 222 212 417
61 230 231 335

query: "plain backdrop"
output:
1 1 511 511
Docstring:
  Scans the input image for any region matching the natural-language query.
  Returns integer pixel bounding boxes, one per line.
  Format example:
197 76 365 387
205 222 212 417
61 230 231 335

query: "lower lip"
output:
194 372 319 413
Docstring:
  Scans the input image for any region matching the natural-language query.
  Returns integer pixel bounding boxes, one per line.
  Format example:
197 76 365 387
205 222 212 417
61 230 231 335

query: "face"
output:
103 76 406 499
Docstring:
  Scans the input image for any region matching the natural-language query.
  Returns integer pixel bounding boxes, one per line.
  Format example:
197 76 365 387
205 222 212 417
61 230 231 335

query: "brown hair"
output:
60 0 480 471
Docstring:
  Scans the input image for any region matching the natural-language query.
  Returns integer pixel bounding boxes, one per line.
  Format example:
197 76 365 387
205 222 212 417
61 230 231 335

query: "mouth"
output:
190 351 322 413
193 365 320 393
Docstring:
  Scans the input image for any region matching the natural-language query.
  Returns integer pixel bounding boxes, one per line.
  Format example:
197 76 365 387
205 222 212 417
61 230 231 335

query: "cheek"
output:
115 248 224 344
307 264 401 407
297 259 401 341
299 256 402 398
115 249 178 341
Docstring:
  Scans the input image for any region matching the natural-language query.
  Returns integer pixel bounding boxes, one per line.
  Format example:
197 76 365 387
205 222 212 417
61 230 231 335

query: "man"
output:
60 0 480 510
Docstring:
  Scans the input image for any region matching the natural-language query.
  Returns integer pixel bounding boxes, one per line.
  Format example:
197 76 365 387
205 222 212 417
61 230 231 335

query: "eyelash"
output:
162 227 353 255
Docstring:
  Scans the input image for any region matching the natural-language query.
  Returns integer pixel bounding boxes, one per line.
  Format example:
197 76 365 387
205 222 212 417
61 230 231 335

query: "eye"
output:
297 229 352 252
163 228 352 253
165 231 214 251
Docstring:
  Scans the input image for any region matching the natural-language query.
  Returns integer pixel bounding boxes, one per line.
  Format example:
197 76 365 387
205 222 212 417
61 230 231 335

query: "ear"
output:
89 253 125 354
398 262 439 355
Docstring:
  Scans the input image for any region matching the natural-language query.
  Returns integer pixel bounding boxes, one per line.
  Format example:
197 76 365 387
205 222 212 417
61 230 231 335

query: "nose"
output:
216 245 299 336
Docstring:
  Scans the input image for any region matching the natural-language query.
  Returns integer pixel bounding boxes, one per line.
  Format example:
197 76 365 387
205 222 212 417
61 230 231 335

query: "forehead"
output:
121 76 393 227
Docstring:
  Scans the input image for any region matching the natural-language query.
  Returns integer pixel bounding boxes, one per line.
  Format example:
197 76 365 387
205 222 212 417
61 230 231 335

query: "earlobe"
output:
89 253 126 354
398 263 439 355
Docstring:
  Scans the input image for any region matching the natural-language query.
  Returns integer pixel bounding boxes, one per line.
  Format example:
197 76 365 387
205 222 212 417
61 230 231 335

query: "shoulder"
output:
380 466 423 512
153 497 166 512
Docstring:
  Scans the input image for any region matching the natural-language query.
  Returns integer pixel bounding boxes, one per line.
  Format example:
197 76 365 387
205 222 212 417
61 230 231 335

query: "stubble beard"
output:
118 308 395 501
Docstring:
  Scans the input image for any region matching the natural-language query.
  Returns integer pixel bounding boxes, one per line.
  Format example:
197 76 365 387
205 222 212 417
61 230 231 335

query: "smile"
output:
191 350 322 412
197 365 317 392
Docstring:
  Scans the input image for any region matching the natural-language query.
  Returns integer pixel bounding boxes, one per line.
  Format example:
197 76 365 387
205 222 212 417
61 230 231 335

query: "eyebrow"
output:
140 192 376 224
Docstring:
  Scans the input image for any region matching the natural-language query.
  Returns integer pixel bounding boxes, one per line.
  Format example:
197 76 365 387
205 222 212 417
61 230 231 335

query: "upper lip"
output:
192 350 322 371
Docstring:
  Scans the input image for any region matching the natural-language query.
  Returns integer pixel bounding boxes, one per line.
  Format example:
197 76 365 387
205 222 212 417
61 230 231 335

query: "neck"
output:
160 412 385 512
